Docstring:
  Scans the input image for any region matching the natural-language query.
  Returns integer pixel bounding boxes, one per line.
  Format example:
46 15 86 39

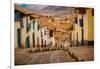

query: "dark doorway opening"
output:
41 39 43 47
33 33 35 47
81 28 84 45
17 29 21 48
49 30 53 37
26 36 29 48
77 33 78 46
45 40 46 47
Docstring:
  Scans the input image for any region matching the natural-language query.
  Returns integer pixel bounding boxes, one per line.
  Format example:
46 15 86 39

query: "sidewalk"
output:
68 46 94 61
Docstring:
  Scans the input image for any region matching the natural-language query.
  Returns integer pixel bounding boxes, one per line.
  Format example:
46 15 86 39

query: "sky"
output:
16 3 75 16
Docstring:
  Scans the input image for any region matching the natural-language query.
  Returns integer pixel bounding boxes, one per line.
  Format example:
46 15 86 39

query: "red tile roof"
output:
15 4 32 14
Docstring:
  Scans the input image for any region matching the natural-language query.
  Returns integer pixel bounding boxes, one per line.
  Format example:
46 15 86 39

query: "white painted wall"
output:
34 19 41 46
49 37 55 47
41 27 50 46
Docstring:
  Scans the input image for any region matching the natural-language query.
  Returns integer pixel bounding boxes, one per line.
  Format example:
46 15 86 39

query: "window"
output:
75 17 77 24
33 20 35 30
65 18 68 21
92 9 94 16
37 20 40 31
26 17 28 32
70 25 73 30
79 15 83 27
49 30 53 37
51 18 54 22
38 23 40 31
44 28 46 35
79 19 83 27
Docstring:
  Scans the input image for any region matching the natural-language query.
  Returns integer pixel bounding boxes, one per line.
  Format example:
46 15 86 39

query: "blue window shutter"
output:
15 13 21 20
79 15 83 27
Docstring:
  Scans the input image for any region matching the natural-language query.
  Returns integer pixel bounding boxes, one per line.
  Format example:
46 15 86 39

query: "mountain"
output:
42 6 74 11
26 4 47 12
41 6 75 16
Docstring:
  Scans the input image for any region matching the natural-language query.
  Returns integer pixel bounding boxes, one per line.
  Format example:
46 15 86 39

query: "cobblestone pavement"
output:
15 46 94 65
15 49 75 65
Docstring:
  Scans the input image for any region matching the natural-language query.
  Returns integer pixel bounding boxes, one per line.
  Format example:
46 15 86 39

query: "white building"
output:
15 5 42 48
34 18 41 47
49 30 55 47
41 27 50 47
15 5 32 48
14 20 20 48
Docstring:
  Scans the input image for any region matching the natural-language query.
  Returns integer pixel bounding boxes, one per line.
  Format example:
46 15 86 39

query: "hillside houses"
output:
14 4 93 50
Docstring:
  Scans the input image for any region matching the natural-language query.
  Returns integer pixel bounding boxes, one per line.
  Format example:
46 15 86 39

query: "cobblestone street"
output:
15 49 75 65
15 46 94 65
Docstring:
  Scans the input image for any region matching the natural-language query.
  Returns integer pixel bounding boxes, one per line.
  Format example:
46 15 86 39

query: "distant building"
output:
61 31 71 48
54 29 62 48
41 27 50 47
54 29 71 48
49 30 55 47
40 16 56 47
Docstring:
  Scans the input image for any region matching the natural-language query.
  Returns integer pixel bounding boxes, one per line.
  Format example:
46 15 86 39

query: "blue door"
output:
26 37 29 48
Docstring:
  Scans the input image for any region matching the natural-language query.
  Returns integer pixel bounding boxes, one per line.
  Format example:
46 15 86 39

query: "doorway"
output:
26 36 29 48
17 29 21 48
33 33 35 47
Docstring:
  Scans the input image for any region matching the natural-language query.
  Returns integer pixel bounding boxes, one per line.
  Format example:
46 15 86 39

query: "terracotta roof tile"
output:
15 4 32 14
